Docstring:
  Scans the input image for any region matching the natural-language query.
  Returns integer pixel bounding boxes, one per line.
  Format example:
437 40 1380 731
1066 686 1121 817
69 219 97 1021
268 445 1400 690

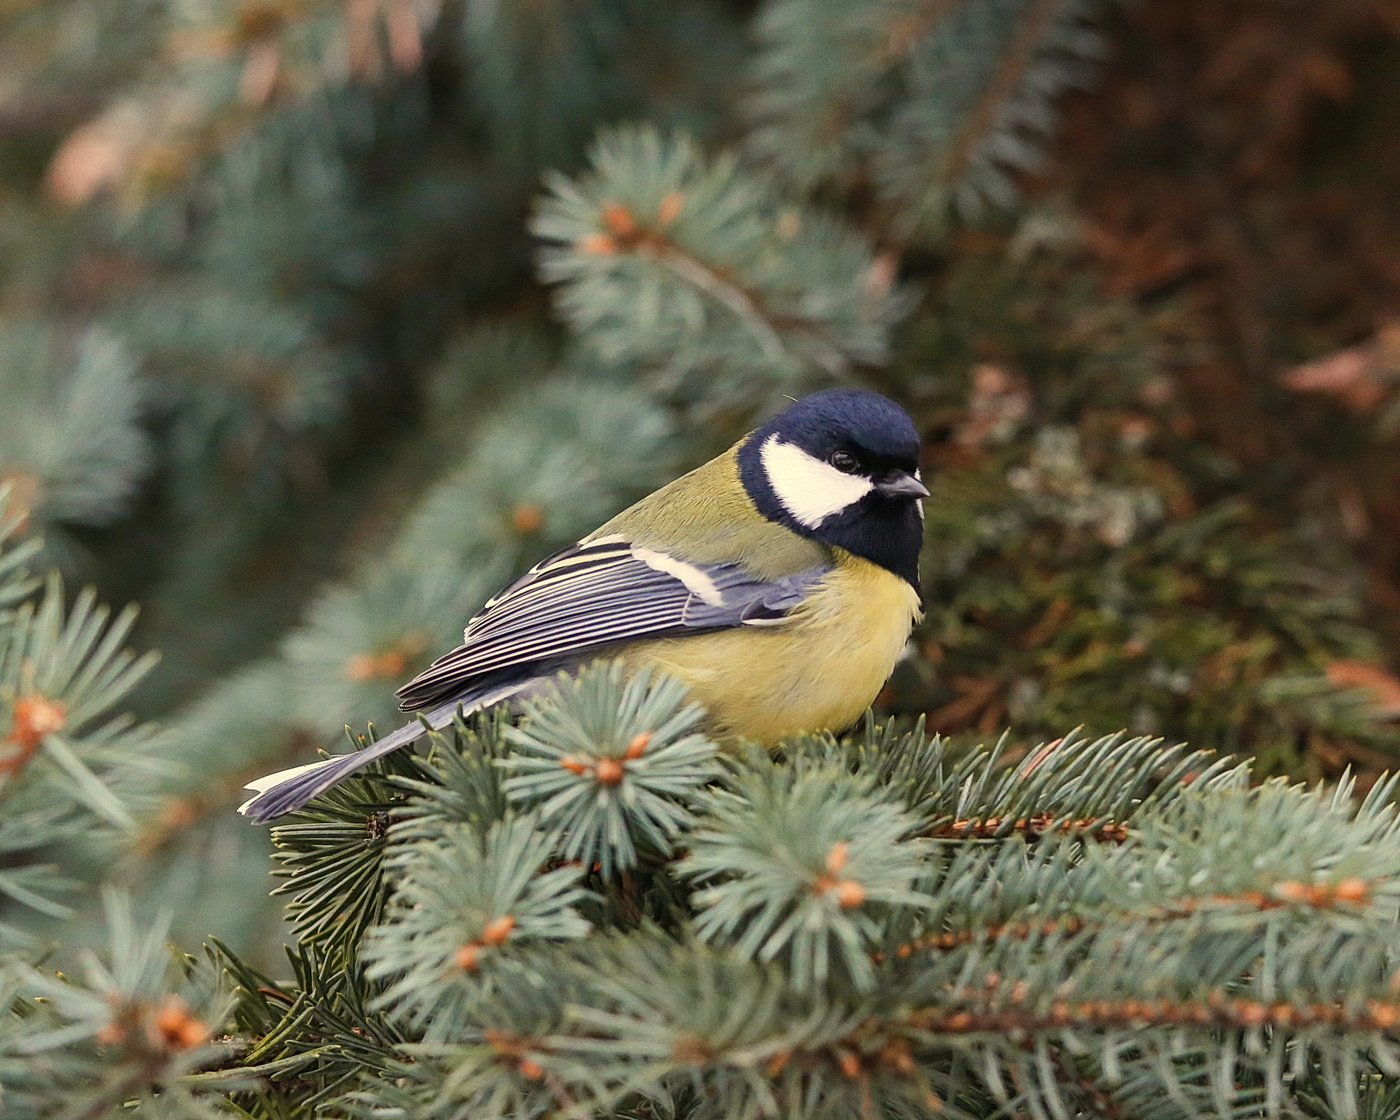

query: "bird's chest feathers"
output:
623 555 921 744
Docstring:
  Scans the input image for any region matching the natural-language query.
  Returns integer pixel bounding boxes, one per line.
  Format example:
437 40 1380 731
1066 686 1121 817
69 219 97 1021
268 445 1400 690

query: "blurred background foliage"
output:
2 0 1400 971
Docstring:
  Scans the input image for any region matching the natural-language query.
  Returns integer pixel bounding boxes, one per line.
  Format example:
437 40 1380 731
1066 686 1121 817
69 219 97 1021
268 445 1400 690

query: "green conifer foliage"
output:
533 127 902 409
208 689 1400 1120
2 0 1400 1116
746 0 1107 236
0 322 150 561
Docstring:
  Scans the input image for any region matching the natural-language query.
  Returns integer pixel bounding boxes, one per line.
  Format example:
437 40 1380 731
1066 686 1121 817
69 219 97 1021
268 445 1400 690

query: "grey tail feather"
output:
237 707 444 823
238 675 539 823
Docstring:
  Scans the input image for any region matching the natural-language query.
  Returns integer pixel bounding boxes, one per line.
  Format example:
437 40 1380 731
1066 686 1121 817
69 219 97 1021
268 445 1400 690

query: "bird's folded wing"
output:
395 534 829 712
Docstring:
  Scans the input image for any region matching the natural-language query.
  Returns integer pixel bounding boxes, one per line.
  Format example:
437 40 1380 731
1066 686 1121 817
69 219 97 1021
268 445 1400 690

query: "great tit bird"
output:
239 388 927 823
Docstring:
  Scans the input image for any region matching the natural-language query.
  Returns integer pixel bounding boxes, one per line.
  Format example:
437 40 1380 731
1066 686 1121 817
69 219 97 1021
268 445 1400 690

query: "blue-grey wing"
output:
394 534 828 712
239 538 827 823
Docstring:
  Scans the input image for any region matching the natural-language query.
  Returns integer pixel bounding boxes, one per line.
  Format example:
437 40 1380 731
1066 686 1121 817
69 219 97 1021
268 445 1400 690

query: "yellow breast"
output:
617 554 922 745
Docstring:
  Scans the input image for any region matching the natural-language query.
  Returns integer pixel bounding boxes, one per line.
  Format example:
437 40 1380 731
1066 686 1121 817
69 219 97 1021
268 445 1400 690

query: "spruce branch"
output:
354 955 588 1120
0 487 41 614
1 576 158 740
846 723 1236 840
0 321 151 544
887 925 1400 1120
459 0 634 167
5 890 234 1120
499 663 721 877
535 906 1400 1120
203 937 289 1043
0 500 176 939
283 557 488 733
270 749 429 954
117 284 361 498
0 573 160 829
0 809 85 943
681 752 931 992
745 0 962 189
389 712 516 843
389 376 679 575
554 935 874 1118
909 992 1400 1035
229 943 407 1112
532 125 902 403
884 773 1400 973
745 0 1109 236
503 935 988 1120
881 0 1078 224
364 815 591 1035
233 725 1400 1118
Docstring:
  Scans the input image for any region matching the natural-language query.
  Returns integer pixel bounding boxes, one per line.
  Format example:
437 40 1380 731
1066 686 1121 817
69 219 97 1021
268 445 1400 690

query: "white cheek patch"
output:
760 434 874 529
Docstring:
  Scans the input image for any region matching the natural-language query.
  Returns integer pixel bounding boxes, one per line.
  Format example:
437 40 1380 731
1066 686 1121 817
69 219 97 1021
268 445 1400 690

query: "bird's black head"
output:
737 389 926 588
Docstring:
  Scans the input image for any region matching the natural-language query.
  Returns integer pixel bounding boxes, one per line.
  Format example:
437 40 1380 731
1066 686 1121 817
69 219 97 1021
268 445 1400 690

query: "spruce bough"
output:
192 667 1400 1118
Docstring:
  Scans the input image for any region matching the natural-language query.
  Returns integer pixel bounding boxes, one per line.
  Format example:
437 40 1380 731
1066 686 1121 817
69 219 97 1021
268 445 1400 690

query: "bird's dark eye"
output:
829 450 859 473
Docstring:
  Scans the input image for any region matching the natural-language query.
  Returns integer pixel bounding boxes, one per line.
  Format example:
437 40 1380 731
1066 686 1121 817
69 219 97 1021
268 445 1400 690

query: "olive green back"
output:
590 444 827 580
